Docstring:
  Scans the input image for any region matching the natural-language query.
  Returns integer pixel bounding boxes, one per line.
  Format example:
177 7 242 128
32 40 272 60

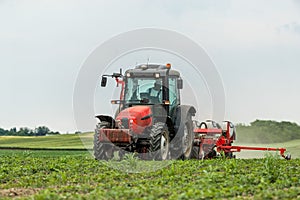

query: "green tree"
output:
18 127 34 136
9 127 17 135
0 128 8 136
48 131 60 135
237 119 300 143
35 126 50 136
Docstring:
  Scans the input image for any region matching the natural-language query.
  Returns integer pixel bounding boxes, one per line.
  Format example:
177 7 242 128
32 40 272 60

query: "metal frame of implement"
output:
193 122 291 160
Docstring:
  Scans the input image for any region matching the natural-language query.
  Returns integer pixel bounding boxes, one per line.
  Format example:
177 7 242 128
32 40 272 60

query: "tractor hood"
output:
116 106 152 134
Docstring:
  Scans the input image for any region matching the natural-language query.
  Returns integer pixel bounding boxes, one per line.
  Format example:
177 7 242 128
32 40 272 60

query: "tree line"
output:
0 126 60 136
236 119 300 143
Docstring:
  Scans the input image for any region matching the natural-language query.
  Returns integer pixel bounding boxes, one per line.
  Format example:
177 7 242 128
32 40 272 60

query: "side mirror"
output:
101 76 107 87
177 78 183 89
111 100 123 104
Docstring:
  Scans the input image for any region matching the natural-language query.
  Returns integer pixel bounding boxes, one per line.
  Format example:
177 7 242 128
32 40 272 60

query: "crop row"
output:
0 152 299 199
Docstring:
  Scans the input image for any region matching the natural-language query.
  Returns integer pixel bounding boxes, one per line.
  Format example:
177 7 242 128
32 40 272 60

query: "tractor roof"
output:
125 64 180 77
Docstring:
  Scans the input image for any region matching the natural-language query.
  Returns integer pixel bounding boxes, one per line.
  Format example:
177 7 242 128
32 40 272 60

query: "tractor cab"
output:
122 64 182 112
101 63 183 117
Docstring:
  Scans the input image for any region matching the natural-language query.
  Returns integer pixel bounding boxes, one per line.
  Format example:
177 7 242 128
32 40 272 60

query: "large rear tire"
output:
149 122 170 160
94 122 114 160
181 114 194 160
169 113 194 160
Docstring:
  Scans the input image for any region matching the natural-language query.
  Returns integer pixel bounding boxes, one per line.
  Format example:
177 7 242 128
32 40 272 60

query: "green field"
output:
0 133 299 158
0 153 299 199
0 149 90 157
0 132 93 149
1 134 300 199
235 139 300 159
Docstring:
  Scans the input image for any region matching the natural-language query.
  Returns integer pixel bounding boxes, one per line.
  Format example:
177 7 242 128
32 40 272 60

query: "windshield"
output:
124 77 178 106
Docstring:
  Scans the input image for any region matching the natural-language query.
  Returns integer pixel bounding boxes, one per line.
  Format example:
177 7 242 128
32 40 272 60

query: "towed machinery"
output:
94 63 291 160
192 120 291 159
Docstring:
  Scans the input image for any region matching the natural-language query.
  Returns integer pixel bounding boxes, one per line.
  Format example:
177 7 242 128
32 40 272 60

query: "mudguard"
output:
95 115 116 128
174 105 196 133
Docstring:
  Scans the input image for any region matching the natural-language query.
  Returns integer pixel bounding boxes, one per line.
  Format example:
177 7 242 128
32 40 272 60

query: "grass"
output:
235 139 300 159
0 133 299 199
1 133 298 158
1 121 298 198
0 132 93 149
0 149 90 157
0 154 299 199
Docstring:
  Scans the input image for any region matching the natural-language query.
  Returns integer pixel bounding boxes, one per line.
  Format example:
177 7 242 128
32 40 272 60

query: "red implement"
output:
217 145 288 159
193 120 291 160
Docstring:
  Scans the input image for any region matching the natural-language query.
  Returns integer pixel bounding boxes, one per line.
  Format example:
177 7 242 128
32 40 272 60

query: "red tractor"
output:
94 63 291 160
94 63 195 160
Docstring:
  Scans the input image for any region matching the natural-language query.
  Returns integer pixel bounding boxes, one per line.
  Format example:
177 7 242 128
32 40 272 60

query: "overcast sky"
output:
1 0 300 132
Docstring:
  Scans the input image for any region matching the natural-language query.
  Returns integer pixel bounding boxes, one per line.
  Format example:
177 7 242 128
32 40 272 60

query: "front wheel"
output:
94 122 114 160
149 122 170 160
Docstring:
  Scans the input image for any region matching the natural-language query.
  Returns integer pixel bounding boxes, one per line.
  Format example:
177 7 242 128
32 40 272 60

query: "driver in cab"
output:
147 80 162 103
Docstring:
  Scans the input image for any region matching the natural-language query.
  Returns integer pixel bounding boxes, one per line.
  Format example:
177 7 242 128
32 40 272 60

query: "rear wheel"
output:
169 113 194 160
181 115 194 160
149 122 170 160
225 151 235 159
202 144 217 159
94 122 114 160
191 146 200 159
206 149 217 159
